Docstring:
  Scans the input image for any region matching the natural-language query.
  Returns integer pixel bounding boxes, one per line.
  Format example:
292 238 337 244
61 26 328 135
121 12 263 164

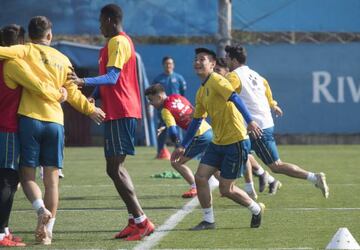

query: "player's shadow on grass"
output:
160 225 251 233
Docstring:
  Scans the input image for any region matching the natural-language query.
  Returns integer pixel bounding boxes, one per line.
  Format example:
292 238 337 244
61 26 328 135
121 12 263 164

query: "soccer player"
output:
145 83 213 198
215 57 258 198
224 44 329 198
0 24 68 247
214 57 229 76
152 56 187 160
0 17 106 245
68 4 155 241
172 48 265 230
215 57 282 195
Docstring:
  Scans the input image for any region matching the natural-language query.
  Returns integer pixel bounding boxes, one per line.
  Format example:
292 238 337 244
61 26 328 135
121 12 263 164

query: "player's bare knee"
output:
268 161 282 173
43 178 58 189
194 173 208 185
171 161 180 169
219 184 231 197
106 164 117 179
218 179 232 197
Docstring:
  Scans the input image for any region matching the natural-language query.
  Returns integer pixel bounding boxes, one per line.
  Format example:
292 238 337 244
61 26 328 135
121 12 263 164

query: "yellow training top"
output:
193 72 248 145
4 59 62 102
0 43 95 125
106 35 131 69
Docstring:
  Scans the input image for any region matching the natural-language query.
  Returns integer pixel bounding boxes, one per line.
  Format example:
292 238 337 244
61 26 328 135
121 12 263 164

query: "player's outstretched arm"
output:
67 67 120 87
171 117 202 163
64 78 106 124
0 45 27 59
4 59 64 102
167 126 181 146
161 108 179 142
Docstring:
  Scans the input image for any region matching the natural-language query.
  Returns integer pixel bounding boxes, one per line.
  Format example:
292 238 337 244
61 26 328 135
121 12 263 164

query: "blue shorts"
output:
251 126 280 165
0 132 19 171
104 118 137 157
184 129 212 159
19 116 64 168
200 139 250 179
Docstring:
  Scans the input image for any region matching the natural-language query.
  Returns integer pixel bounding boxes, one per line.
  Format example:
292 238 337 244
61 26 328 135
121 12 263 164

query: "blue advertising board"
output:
52 41 360 135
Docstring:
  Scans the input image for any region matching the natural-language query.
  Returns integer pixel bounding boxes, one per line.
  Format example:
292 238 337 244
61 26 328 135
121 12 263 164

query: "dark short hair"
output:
28 16 52 40
162 56 173 64
195 47 217 61
0 24 25 46
216 57 228 68
225 44 247 64
145 84 165 96
101 4 123 24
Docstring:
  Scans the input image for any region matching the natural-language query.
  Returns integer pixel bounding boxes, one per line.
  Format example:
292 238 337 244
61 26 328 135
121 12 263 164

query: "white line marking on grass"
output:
132 197 200 250
133 182 219 250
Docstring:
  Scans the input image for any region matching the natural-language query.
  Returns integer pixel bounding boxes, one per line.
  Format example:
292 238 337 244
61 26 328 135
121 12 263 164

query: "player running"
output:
224 44 329 198
145 83 214 198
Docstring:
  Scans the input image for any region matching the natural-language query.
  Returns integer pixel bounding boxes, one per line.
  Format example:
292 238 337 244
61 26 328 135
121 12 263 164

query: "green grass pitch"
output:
10 145 360 249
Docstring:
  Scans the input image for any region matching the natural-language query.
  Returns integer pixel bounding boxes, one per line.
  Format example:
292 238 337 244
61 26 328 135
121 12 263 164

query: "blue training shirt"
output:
152 72 186 96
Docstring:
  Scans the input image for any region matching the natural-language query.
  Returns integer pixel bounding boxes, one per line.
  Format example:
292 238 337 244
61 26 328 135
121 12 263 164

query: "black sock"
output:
0 169 19 234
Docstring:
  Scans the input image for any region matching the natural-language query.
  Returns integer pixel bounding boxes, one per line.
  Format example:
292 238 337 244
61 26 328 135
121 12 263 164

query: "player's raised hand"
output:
89 107 106 125
247 121 262 139
67 70 85 88
171 146 185 163
59 87 68 103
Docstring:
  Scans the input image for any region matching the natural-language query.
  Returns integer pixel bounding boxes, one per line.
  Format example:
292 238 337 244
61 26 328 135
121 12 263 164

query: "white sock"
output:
39 166 44 180
4 227 9 236
0 233 5 240
46 218 56 235
128 214 134 220
247 200 261 215
203 207 215 223
134 214 147 224
268 175 275 184
191 183 196 189
244 182 255 194
32 199 45 212
307 172 317 184
253 166 265 176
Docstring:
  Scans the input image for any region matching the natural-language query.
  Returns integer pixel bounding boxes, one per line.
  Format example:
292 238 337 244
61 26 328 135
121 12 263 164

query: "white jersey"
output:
234 65 274 129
